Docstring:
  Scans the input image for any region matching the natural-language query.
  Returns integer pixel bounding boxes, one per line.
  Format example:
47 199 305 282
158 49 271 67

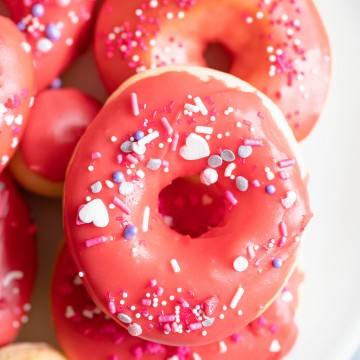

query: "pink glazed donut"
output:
94 0 331 141
64 66 312 345
52 244 302 360
0 171 37 346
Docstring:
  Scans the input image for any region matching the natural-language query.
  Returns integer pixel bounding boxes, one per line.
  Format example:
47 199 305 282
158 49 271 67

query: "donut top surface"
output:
94 0 331 140
64 66 311 345
0 15 35 174
4 0 97 91
52 244 301 360
0 171 37 346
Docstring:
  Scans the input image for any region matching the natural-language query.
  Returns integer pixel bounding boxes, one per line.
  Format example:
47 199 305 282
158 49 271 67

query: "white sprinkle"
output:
131 92 140 116
2 271 24 287
184 103 199 113
269 339 281 352
142 206 150 232
224 163 236 177
233 257 248 272
128 323 142 336
65 305 75 318
118 313 132 324
230 286 245 309
105 180 114 189
281 290 294 303
78 199 109 228
219 340 228 353
179 133 210 160
281 191 297 209
194 96 208 115
119 181 134 196
170 259 181 273
36 38 53 53
195 126 213 135
200 168 218 185
138 131 159 146
91 181 102 194
21 42 31 53
136 169 145 178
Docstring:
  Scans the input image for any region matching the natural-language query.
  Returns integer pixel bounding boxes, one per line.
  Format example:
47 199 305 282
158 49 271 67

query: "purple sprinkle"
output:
50 77 62 89
45 23 61 41
31 4 45 17
265 184 276 194
17 22 26 31
123 224 138 240
272 258 283 268
134 130 145 141
112 171 124 183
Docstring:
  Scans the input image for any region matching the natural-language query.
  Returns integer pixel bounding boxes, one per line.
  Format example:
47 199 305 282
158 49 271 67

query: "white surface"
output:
288 1 360 359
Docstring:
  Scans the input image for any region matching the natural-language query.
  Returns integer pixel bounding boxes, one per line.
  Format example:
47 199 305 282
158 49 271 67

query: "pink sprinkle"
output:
279 221 288 236
150 279 157 287
156 286 164 296
85 236 107 248
225 190 238 205
252 179 261 187
247 245 255 259
141 299 152 306
162 160 169 167
278 237 287 247
158 315 175 323
91 152 101 159
108 300 116 314
164 323 172 332
160 116 173 135
254 258 262 267
279 171 290 180
277 159 295 168
126 154 138 164
188 322 202 331
243 120 252 127
117 154 123 164
244 139 263 146
113 196 131 215
131 92 140 116
171 132 179 151
178 297 190 308
172 322 180 332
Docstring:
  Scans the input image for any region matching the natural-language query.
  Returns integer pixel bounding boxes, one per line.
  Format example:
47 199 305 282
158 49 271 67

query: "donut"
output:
52 244 302 360
9 88 102 197
0 343 67 360
64 66 312 345
94 0 331 141
0 171 37 346
3 0 97 91
0 15 35 174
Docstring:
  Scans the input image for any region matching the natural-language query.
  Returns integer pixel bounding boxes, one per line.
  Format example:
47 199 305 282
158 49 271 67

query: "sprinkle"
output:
279 221 288 236
194 96 208 115
160 117 173 135
279 171 290 180
200 168 218 185
113 196 131 215
158 315 176 323
272 258 283 268
238 145 252 159
132 142 146 155
236 176 249 192
91 152 101 160
134 130 145 140
281 191 297 209
128 323 142 337
208 155 222 168
78 199 109 228
204 296 219 317
224 163 236 177
202 318 215 327
269 339 281 352
171 133 179 151
2 271 24 287
113 171 125 183
105 180 114 188
188 322 202 331
221 149 235 162
131 92 140 116
126 154 139 164
233 257 249 272
119 181 134 196
247 245 255 259
179 133 210 160
142 299 152 306
108 300 116 314
184 103 199 113
31 3 45 17
36 38 53 53
138 131 159 146
90 181 102 193
230 286 245 309
142 206 150 232
118 313 132 324
219 341 228 354
243 139 263 146
121 141 133 153
85 236 109 248
265 185 276 194
45 24 61 41
123 224 138 240
195 126 213 135
225 190 237 205
146 158 162 170
170 259 181 273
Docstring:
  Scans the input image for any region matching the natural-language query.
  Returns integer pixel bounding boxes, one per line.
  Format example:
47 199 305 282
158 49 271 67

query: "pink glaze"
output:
0 15 35 174
0 171 37 346
52 244 302 359
94 0 331 141
4 0 97 91
18 88 102 183
64 67 311 346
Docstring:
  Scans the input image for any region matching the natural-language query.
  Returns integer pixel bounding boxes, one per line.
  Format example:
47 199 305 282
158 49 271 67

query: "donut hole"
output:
158 176 227 238
203 42 234 73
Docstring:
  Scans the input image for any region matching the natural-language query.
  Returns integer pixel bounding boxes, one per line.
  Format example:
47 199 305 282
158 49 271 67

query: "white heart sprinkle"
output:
179 133 210 160
269 339 281 352
281 191 297 209
78 199 109 228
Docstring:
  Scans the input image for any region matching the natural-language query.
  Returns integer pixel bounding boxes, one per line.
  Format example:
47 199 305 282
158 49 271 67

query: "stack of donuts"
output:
0 0 331 359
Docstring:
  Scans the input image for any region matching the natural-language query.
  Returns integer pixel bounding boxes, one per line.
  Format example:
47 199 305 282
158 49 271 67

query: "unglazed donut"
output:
0 15 35 174
52 244 302 359
94 0 331 141
0 343 67 360
9 88 102 197
4 0 97 91
0 171 37 346
64 66 311 345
